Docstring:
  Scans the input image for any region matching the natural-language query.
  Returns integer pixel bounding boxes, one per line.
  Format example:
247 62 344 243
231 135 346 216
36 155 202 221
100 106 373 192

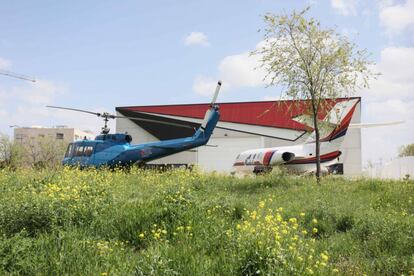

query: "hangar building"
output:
116 98 361 175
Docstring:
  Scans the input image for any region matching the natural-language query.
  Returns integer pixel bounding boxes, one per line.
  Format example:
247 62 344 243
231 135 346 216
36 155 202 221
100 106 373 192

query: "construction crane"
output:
0 69 36 82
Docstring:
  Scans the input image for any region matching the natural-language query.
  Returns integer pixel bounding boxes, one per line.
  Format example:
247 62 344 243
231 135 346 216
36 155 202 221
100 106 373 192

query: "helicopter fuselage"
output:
52 81 222 168
62 106 220 168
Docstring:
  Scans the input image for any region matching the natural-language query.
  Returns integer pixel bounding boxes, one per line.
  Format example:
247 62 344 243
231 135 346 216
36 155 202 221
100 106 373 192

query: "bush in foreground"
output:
0 168 413 275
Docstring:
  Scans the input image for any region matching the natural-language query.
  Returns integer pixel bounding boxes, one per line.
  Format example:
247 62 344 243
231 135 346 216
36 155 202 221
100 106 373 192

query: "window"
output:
65 144 74 158
56 133 64 140
74 146 84 157
15 134 25 143
84 146 94 156
67 144 95 157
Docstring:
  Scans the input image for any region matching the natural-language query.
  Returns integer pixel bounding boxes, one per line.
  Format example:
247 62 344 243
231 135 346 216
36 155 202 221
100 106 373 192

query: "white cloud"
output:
0 80 63 125
362 47 414 101
379 0 414 33
192 42 268 96
219 52 266 88
0 79 102 136
184 32 210 47
14 80 65 105
192 75 219 96
331 0 358 16
362 99 414 164
0 57 11 69
359 46 414 164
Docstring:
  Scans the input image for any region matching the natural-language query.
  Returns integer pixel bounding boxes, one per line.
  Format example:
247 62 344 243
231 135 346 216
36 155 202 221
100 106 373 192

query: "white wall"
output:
340 102 362 176
367 156 414 179
197 136 264 172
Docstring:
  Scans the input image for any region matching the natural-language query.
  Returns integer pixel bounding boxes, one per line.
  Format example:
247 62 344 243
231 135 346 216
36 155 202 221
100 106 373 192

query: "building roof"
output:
117 98 360 132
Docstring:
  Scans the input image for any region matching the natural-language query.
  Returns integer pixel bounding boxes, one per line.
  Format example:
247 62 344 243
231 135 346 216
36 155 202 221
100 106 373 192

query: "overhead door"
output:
197 137 263 173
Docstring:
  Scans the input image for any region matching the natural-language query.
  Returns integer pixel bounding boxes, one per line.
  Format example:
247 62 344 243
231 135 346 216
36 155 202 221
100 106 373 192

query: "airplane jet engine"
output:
270 151 295 165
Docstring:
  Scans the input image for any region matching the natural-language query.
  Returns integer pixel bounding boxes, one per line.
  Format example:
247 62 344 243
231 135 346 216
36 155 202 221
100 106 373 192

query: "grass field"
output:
0 168 413 275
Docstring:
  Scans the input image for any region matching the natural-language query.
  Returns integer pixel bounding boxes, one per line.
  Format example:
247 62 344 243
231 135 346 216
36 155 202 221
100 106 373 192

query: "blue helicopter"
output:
47 81 222 168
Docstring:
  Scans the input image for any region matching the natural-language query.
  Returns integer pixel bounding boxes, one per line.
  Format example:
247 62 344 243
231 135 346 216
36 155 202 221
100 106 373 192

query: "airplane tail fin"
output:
305 98 359 148
193 81 222 141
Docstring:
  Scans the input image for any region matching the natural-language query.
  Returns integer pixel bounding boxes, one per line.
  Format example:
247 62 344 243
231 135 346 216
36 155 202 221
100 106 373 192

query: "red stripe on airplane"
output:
263 151 274 166
287 151 341 164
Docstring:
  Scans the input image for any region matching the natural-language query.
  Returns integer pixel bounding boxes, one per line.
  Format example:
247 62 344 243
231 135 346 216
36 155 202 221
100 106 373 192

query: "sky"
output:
0 0 413 167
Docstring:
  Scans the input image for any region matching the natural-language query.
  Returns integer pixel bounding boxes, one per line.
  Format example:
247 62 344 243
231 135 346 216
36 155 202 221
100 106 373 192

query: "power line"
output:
0 69 36 82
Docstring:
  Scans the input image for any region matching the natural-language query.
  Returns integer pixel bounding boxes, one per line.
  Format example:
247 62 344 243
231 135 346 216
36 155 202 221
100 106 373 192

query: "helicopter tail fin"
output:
193 81 221 141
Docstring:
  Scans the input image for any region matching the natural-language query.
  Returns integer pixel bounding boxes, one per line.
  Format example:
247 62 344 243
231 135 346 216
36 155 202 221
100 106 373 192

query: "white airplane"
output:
232 99 360 175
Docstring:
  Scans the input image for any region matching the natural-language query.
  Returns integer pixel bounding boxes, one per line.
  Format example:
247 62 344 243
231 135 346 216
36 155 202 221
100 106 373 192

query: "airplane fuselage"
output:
232 143 341 175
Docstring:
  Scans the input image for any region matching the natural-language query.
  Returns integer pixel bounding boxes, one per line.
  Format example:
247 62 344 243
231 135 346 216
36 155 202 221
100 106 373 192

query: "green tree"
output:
399 143 414 157
253 8 375 182
0 134 24 169
24 136 67 168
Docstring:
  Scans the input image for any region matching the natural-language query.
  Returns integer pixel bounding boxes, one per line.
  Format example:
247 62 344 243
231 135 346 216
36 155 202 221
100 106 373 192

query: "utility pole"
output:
0 69 36 82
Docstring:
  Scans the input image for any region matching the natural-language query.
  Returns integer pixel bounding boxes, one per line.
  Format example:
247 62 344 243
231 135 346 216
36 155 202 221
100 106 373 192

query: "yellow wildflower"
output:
321 253 329 262
289 217 297 224
259 201 265 208
306 268 314 274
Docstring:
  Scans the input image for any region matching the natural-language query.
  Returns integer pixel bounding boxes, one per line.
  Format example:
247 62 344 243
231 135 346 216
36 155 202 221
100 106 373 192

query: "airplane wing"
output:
349 121 404 128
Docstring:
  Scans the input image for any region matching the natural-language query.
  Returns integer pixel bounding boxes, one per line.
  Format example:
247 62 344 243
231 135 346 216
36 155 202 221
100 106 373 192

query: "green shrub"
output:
0 168 413 275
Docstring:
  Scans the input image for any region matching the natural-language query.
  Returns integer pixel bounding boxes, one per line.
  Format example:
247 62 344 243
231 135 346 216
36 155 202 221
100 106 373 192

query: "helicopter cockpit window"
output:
74 146 84 157
84 146 94 157
69 145 95 157
65 143 73 158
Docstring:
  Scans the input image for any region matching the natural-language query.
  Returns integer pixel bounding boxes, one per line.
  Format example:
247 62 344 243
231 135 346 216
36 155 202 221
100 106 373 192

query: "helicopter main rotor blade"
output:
46 105 100 117
114 115 196 129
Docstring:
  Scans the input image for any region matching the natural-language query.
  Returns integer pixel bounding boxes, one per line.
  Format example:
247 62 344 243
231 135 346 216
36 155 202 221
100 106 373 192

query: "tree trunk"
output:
311 98 321 184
